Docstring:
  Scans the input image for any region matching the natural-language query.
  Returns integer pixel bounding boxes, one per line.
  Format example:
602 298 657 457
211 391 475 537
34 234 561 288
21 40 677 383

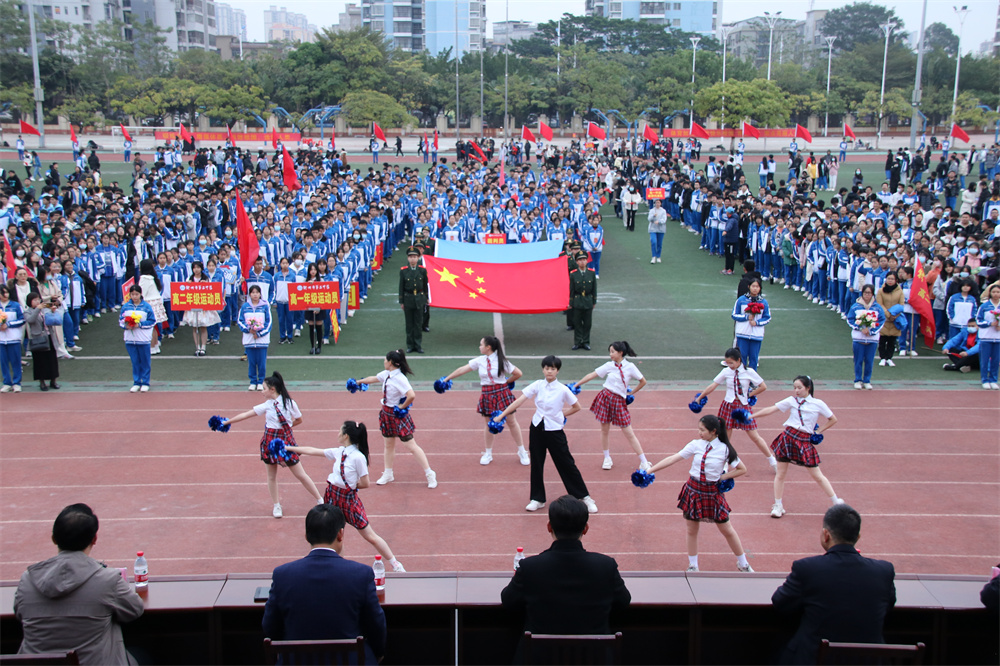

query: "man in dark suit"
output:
501 495 630 635
262 505 386 664
772 504 896 665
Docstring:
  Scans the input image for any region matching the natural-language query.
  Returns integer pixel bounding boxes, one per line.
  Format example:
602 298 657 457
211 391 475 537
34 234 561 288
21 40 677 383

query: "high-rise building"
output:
330 3 362 32
264 5 317 43
21 0 124 47
127 0 217 51
725 10 828 69
215 2 246 41
492 20 536 48
585 0 717 34
993 0 1000 56
361 0 483 55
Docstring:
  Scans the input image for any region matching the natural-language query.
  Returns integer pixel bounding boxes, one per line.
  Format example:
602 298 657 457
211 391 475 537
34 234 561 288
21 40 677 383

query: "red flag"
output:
372 122 387 143
910 258 936 347
271 127 278 149
587 122 606 140
844 123 857 140
2 230 17 279
433 129 439 150
521 125 537 143
499 148 506 187
69 124 77 144
179 123 194 145
226 124 235 146
423 256 569 314
539 121 553 142
19 119 40 136
423 133 429 153
795 124 813 143
330 126 336 150
742 121 761 139
235 193 260 282
470 141 488 163
690 122 710 140
642 124 659 142
120 124 132 143
950 123 970 143
281 147 301 190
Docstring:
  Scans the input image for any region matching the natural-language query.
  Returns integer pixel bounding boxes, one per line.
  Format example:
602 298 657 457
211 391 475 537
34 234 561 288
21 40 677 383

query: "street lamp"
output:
763 11 781 81
503 0 509 141
689 36 700 130
876 21 897 149
455 0 460 140
950 5 970 124
720 26 731 130
824 36 836 137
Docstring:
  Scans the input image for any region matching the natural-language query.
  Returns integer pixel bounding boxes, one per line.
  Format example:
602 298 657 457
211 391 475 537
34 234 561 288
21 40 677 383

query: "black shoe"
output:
309 348 316 355
414 348 424 354
49 382 60 390
406 348 415 353
315 346 321 355
40 382 49 392
572 345 581 350
582 345 591 351
422 326 430 332
566 326 575 331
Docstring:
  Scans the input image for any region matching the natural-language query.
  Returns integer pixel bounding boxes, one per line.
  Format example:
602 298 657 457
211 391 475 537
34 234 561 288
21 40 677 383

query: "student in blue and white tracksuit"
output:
273 257 297 343
582 215 604 277
975 284 1000 390
120 285 156 393
239 284 272 391
732 279 770 371
847 285 886 390
0 285 25 392
946 279 978 340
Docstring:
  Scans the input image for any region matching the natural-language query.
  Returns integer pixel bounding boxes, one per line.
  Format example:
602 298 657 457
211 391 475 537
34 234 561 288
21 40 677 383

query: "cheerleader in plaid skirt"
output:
752 376 843 519
441 336 528 466
287 421 407 572
647 415 753 573
697 347 778 472
356 349 437 488
572 341 650 472
220 371 323 518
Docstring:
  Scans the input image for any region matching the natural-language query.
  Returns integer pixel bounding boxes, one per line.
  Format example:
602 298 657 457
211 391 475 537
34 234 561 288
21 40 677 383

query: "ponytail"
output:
342 421 370 465
793 375 815 397
263 371 292 410
386 349 414 375
700 414 738 465
483 335 511 374
610 340 637 357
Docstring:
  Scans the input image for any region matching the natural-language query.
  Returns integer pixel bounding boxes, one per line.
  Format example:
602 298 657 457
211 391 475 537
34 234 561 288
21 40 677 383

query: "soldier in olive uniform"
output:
569 251 597 350
562 240 582 330
399 246 428 353
416 233 435 332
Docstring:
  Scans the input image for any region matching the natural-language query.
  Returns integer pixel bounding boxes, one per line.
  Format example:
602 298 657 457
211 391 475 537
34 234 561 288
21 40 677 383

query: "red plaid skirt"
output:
260 427 299 467
324 483 369 529
771 426 821 468
379 404 415 440
589 388 631 427
477 383 515 416
677 477 731 523
718 398 757 431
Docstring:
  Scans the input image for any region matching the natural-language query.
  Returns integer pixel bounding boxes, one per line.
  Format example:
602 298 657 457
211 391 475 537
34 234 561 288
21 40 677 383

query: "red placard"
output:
170 282 224 310
370 245 384 270
121 277 134 303
288 282 339 311
485 234 507 245
348 282 360 311
154 130 302 143
646 187 666 200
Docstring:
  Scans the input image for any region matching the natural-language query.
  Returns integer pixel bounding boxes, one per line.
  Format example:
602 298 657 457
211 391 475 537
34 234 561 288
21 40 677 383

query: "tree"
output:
856 88 910 126
341 89 414 128
694 79 793 128
819 2 905 53
923 22 958 57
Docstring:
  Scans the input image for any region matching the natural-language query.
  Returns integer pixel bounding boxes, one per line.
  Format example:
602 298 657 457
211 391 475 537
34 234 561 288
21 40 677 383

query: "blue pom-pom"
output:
393 405 410 418
717 478 735 493
731 408 751 425
208 415 231 433
565 382 581 395
699 395 709 406
507 381 515 391
360 383 368 392
625 394 634 405
346 378 359 393
748 395 757 407
488 411 506 434
631 469 655 488
434 377 451 394
688 393 706 413
810 433 824 445
688 401 703 413
268 438 291 461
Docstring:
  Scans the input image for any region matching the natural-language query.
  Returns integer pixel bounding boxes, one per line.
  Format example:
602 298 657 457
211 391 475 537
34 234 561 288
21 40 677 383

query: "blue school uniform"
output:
0 300 25 388
238 300 272 385
975 300 1000 385
120 300 156 388
847 299 886 384
732 295 771 370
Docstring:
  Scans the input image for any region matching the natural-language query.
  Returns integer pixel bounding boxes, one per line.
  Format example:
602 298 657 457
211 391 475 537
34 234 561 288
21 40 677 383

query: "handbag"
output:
28 332 51 352
44 311 62 326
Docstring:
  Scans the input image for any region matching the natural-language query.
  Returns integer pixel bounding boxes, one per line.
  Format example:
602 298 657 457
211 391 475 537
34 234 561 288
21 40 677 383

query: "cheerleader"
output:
354 350 437 488
752 376 843 518
180 261 221 357
647 414 753 573
238 284 271 391
440 336 529 466
119 285 156 393
286 421 407 572
572 340 650 472
732 278 770 371
220 371 323 518
697 347 777 471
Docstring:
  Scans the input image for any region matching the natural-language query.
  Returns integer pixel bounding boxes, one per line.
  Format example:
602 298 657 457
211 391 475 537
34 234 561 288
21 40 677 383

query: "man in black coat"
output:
772 504 896 665
501 495 630 636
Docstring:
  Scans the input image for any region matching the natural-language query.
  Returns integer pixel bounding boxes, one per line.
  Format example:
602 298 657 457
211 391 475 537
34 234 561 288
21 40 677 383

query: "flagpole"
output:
455 0 460 142
26 0 46 148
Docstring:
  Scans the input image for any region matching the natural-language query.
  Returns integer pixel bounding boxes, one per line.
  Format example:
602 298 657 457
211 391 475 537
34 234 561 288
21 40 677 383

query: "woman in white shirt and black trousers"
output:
495 355 599 514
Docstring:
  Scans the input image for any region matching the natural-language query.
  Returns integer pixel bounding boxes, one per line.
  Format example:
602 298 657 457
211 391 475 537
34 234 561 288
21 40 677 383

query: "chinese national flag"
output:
690 122 710 140
69 124 77 143
521 125 536 143
642 124 659 142
470 141 488 163
330 126 336 150
795 124 813 143
373 122 387 143
422 133 428 153
179 123 194 145
539 121 553 142
226 124 235 146
271 127 278 149
910 258 936 347
844 123 857 140
742 121 761 139
950 123 970 143
19 120 40 136
423 256 569 314
120 124 132 142
2 230 17 278
235 193 259 282
587 122 606 140
433 129 439 150
281 147 301 191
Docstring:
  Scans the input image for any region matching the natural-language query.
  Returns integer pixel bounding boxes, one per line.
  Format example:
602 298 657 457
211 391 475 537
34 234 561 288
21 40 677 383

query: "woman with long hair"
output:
181 260 221 357
138 258 166 354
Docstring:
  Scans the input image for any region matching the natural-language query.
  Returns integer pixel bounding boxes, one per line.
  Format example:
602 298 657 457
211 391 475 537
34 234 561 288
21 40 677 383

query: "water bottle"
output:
133 551 148 588
372 555 385 591
513 547 525 571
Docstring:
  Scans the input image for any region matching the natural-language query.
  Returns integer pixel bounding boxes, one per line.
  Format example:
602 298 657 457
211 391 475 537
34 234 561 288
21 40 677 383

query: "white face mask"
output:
15 249 25 258
294 259 303 268
179 248 187 256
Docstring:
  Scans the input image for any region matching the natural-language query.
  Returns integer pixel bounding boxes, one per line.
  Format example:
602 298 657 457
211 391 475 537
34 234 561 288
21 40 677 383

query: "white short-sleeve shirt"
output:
678 438 740 482
595 359 644 398
323 445 368 489
468 352 514 386
252 398 302 429
521 378 578 430
774 396 834 434
376 368 412 407
713 365 763 405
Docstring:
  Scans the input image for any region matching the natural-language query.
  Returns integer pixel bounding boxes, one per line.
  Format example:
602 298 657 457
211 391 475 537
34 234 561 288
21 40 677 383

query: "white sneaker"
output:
69 346 82 352
864 383 873 390
12 385 21 392
425 470 438 489
248 384 256 391
639 460 652 473
140 385 149 393
878 359 886 366
294 330 301 337
480 451 493 465
0 385 10 393
650 258 656 264
686 565 700 572
391 560 406 573
517 449 531 466
886 359 895 367
130 385 140 393
602 457 614 470
984 383 992 390
853 382 863 390
812 297 819 304
258 384 265 390
770 502 785 518
656 257 662 263
737 564 755 573
581 496 599 513
784 284 790 289
376 470 394 485
909 350 918 357
525 500 545 512
272 503 283 519
992 383 1000 390
223 326 230 332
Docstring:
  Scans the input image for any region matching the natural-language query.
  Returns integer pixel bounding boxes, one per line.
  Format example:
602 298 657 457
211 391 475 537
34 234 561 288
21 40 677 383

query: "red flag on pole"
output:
741 121 761 139
470 142 488 163
795 124 813 143
69 124 77 143
843 123 857 140
226 124 235 146
372 122 387 143
587 122 606 140
120 124 132 142
330 126 336 150
950 123 970 143
539 121 553 142
910 257 936 347
19 120 40 136
2 230 17 279
642 124 659 142
521 125 537 143
433 129 439 150
690 122 710 140
281 147 301 190
179 123 194 145
499 148 506 187
235 193 260 282
422 133 429 154
271 127 279 149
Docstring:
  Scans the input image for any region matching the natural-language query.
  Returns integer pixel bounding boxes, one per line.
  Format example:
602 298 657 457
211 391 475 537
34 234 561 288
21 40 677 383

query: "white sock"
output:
830 494 840 504
639 454 649 464
767 456 777 467
603 450 612 460
688 555 698 568
774 498 783 507
383 468 392 474
517 445 526 453
737 554 749 568
389 558 399 565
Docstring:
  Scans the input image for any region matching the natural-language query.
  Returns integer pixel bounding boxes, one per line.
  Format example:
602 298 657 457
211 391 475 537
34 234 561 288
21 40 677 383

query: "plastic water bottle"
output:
372 555 385 591
513 547 525 571
133 551 148 588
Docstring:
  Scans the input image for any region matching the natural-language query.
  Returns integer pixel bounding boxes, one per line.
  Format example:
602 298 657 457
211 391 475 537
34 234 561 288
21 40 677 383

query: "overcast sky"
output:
236 0 998 54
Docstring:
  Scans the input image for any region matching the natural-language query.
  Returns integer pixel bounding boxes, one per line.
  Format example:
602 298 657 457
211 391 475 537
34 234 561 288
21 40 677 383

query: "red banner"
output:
348 282 360 311
423 256 569 314
154 130 302 143
660 128 795 139
170 282 224 310
485 234 507 245
121 277 135 303
370 244 384 270
645 188 666 200
288 282 339 311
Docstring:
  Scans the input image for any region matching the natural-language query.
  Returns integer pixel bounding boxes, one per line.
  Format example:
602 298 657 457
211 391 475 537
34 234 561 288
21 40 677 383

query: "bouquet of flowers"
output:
0 312 7 327
855 310 878 331
990 309 1000 329
124 312 143 329
744 302 765 316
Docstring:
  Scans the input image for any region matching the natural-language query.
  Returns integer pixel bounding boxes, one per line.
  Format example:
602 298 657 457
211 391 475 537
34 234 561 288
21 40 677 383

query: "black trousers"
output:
403 305 422 350
947 352 980 370
529 422 589 503
625 208 637 230
724 242 738 272
878 335 897 360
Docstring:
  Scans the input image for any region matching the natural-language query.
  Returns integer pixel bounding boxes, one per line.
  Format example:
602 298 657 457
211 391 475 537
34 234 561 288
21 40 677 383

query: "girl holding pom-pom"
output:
351 349 437 489
696 347 777 472
220 371 323 518
439 336 528 466
286 420 407 572
647 414 752 573
571 340 650 472
750 375 842 519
